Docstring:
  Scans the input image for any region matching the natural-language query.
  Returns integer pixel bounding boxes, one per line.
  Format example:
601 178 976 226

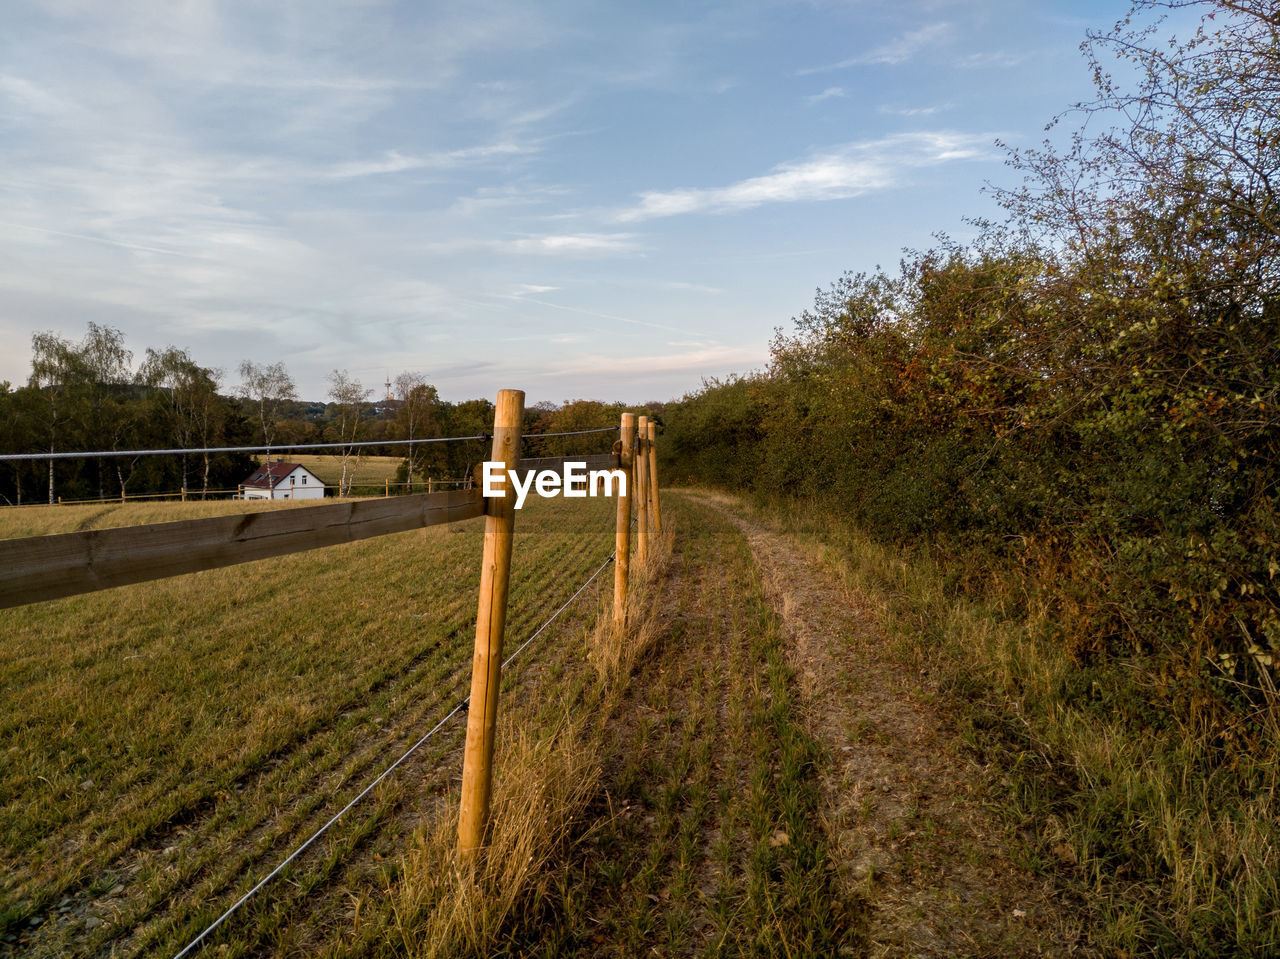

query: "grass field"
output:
288 454 405 490
0 492 618 957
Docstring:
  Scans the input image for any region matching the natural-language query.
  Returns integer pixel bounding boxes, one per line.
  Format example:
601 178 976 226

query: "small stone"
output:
79 779 94 791
84 917 103 929
28 916 43 928
163 845 178 856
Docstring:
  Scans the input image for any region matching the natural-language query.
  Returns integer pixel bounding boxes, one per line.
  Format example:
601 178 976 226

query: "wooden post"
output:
385 478 390 497
428 476 433 495
646 420 661 535
635 415 649 566
613 413 636 623
457 388 524 857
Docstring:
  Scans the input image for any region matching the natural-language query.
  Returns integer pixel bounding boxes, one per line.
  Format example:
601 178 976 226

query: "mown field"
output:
0 492 617 957
288 455 405 491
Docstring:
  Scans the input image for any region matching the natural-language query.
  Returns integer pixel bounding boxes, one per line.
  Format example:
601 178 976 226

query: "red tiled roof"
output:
241 462 312 489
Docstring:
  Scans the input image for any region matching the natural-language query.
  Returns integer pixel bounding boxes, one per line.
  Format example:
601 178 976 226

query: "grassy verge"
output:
746 490 1279 957
483 494 859 957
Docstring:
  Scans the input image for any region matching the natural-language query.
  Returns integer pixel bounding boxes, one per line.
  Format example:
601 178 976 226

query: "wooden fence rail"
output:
0 488 485 610
0 452 622 611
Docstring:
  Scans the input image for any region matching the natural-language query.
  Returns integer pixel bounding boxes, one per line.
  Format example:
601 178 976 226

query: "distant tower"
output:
385 372 393 402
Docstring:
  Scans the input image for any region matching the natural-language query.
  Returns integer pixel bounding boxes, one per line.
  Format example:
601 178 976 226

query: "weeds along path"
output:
679 490 1091 957
503 493 860 956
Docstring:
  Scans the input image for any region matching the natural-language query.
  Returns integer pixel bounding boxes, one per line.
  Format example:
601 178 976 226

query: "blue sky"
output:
0 0 1133 404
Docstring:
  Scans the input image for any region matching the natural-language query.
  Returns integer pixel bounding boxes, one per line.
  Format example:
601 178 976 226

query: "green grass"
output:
492 494 860 957
0 492 618 957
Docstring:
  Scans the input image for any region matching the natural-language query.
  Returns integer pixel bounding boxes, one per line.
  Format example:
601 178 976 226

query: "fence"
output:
0 389 662 953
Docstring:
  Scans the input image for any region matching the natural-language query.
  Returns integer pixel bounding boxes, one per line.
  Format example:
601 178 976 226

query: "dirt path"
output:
681 490 1092 958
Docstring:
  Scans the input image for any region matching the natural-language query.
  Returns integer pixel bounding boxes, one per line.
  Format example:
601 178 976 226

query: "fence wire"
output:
1 426 620 464
0 434 489 463
170 545 617 959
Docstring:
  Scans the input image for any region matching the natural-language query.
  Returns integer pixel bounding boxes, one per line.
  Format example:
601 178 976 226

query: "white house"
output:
239 461 325 500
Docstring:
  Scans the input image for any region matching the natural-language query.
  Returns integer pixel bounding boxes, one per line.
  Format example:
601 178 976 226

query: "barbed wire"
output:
170 546 616 959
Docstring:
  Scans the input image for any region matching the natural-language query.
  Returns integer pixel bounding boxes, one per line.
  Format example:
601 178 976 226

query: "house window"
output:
301 475 307 484
290 476 295 485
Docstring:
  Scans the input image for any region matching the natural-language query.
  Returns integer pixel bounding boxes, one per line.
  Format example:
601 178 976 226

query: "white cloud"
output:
958 51 1031 68
325 143 533 179
798 22 952 73
878 104 946 117
617 132 997 221
549 343 766 378
507 233 638 255
806 86 846 104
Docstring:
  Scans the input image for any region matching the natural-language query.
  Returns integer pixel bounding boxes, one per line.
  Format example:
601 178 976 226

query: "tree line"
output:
662 0 1279 727
0 327 631 504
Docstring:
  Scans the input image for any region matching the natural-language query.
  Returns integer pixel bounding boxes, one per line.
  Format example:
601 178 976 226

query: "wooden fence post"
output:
635 415 649 566
457 388 524 857
613 413 636 623
646 421 661 535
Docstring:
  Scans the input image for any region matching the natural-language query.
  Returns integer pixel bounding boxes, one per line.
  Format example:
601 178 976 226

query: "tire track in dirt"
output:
681 490 1093 958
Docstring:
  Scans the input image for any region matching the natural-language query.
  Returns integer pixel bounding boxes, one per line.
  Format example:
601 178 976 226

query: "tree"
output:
238 360 297 448
394 371 439 491
28 331 81 504
141 347 226 496
75 324 137 499
327 369 372 496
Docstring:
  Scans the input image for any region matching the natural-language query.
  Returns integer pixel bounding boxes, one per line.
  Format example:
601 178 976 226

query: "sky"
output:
0 0 1141 405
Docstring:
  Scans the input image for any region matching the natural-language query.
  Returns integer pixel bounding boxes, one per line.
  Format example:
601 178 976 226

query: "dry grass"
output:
289 454 404 489
0 496 314 540
752 490 1280 956
362 518 675 959
586 527 673 684
389 715 602 959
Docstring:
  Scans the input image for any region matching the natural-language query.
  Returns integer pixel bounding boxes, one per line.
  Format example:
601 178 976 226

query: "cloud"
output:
548 343 766 378
616 131 997 221
507 233 638 255
325 143 533 179
798 22 951 73
878 104 946 117
805 86 846 104
957 51 1031 69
